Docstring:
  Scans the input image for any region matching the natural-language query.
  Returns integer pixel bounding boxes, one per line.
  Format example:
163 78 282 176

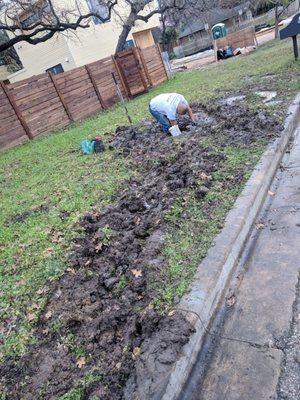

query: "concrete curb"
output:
161 94 300 400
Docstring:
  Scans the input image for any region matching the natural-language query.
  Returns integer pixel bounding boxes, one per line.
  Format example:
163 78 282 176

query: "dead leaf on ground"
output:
226 295 236 307
27 313 35 322
16 279 26 286
199 172 211 180
255 223 265 230
12 264 18 272
51 232 63 243
168 310 175 317
144 303 154 313
66 268 76 274
115 362 122 370
132 347 141 359
45 310 52 320
76 356 86 368
43 247 54 257
37 287 47 295
131 269 142 278
95 243 103 252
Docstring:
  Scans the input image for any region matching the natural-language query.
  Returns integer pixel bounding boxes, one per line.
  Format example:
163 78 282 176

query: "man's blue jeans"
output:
149 106 171 133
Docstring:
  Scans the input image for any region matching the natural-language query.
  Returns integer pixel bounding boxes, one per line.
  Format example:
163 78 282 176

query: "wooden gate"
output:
114 48 149 98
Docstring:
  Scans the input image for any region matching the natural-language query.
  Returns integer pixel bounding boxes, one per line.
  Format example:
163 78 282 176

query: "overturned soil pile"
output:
0 101 283 400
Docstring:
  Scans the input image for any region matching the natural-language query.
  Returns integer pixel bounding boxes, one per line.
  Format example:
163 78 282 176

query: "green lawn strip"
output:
0 152 131 358
157 143 264 307
0 39 299 361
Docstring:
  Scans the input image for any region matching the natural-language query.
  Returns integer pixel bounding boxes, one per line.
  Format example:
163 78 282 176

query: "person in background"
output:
149 93 196 134
217 48 226 60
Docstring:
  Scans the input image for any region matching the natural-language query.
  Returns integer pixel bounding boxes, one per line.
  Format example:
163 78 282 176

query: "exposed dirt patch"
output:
8 204 50 224
0 102 283 399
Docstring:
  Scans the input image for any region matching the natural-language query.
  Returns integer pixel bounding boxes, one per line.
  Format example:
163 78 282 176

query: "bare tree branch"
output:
0 0 118 52
115 0 193 52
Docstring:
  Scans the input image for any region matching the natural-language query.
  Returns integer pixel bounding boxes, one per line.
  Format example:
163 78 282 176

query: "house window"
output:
20 2 51 29
46 64 64 75
86 0 110 25
21 13 40 29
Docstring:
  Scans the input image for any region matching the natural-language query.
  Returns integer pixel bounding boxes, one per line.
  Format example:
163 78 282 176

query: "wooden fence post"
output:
85 65 107 110
0 81 33 140
156 44 169 81
112 55 131 99
213 40 218 62
138 47 153 87
47 72 73 121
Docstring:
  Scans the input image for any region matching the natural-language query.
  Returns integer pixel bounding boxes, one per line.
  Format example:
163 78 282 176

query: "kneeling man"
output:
149 93 196 134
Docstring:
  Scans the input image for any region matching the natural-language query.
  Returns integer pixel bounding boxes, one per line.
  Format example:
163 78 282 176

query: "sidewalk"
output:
192 124 300 400
256 27 276 45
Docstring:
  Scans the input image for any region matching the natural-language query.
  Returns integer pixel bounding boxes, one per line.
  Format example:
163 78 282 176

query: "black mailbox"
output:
280 13 300 60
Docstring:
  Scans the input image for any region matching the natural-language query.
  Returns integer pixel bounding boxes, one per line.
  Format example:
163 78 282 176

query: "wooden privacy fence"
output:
214 26 258 51
0 44 168 150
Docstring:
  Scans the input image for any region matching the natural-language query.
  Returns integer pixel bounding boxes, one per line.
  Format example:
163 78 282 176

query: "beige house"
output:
7 0 160 83
0 65 10 81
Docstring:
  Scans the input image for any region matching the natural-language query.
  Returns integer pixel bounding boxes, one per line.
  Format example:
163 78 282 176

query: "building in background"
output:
7 0 160 83
174 3 253 57
173 0 300 58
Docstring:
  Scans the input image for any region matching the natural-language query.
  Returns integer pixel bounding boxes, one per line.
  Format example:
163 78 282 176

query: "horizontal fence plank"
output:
0 132 29 150
0 121 28 137
14 86 57 107
28 113 69 136
0 93 10 106
25 103 66 123
57 75 91 91
0 113 24 125
0 103 17 116
17 92 59 112
8 73 48 90
11 81 55 101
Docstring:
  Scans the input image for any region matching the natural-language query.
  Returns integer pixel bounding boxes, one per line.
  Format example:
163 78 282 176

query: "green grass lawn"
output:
0 39 299 360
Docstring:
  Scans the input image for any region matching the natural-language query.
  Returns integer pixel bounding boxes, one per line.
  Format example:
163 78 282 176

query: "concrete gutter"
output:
161 94 300 400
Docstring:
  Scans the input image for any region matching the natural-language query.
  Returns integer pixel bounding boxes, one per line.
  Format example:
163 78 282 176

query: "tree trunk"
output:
274 4 279 39
115 24 132 53
115 10 137 53
161 15 167 52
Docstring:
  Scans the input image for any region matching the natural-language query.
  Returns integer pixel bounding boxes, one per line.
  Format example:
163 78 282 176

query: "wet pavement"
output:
183 125 300 400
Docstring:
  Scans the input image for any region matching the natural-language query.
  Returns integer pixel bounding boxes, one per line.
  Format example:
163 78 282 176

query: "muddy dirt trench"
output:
0 100 283 400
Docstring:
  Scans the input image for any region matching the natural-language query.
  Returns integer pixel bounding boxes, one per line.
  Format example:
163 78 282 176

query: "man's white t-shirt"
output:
150 93 188 120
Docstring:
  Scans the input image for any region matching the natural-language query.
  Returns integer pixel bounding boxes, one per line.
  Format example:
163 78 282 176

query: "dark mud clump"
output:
0 102 283 400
